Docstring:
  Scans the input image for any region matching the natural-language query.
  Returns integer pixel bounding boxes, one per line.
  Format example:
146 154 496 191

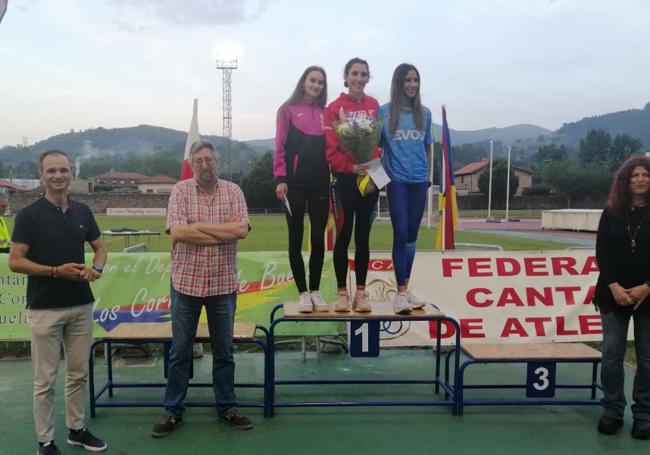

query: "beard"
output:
198 169 216 185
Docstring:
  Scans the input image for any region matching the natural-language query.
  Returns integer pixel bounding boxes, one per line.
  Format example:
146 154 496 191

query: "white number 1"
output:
354 323 369 352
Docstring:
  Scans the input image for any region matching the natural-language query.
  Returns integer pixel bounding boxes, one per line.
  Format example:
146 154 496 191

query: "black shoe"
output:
152 415 183 438
67 428 107 452
38 441 61 455
632 420 650 440
597 415 624 435
219 409 253 430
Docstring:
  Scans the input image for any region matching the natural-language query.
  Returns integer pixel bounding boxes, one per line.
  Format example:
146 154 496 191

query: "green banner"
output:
0 252 339 339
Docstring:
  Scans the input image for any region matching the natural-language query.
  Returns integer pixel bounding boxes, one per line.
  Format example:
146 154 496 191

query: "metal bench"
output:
88 321 270 417
446 342 602 415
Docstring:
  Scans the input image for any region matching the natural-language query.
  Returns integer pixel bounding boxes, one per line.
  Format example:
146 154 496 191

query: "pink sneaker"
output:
297 292 313 313
353 291 371 313
334 291 351 312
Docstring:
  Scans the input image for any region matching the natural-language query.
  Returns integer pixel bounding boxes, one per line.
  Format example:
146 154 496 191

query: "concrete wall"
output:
7 192 171 214
5 190 605 215
455 194 606 210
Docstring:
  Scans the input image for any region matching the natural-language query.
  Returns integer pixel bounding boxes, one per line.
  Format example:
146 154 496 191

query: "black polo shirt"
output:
11 196 100 309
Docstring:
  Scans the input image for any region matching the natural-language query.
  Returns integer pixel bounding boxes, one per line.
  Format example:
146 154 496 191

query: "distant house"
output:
93 172 149 192
0 179 28 193
454 159 533 195
137 175 178 194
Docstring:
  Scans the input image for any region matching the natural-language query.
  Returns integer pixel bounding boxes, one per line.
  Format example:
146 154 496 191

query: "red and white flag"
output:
180 99 200 180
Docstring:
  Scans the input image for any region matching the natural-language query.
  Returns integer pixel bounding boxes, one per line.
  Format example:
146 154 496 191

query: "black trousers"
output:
284 186 329 293
332 173 379 289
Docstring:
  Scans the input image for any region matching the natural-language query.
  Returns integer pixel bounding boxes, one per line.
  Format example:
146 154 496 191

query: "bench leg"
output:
591 361 599 399
106 341 114 398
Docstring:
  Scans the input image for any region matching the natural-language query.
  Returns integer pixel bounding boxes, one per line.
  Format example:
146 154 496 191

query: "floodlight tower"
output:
216 59 238 181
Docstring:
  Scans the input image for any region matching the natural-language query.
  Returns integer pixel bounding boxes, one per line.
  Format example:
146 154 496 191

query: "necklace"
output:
627 214 644 253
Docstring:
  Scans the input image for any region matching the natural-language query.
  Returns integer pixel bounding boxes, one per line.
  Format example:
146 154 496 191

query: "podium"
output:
267 302 462 416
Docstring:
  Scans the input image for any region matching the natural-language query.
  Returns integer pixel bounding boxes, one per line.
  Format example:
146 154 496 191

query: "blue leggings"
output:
387 181 428 286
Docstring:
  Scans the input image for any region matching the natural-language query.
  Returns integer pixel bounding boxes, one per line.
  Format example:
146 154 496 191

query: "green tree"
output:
13 160 39 178
531 143 568 185
579 129 612 167
533 143 567 165
477 157 519 200
578 129 642 171
240 152 276 209
543 161 611 207
611 134 642 169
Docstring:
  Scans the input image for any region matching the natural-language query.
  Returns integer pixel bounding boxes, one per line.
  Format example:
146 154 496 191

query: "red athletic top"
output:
324 92 380 174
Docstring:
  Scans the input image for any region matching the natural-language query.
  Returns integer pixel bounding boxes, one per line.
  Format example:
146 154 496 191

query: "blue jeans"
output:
387 181 428 286
600 308 650 422
163 285 237 417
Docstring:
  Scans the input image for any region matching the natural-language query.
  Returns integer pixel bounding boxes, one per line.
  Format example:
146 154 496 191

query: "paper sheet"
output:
362 158 391 190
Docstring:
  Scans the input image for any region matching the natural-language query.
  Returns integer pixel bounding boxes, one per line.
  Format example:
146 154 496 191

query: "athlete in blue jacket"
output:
379 63 433 314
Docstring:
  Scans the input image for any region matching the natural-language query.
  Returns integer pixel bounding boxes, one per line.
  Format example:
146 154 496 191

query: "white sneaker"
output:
310 291 329 312
405 290 427 309
393 292 412 315
297 292 313 313
353 290 371 313
334 291 351 312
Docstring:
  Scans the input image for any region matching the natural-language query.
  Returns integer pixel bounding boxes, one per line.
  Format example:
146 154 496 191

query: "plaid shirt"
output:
166 177 249 297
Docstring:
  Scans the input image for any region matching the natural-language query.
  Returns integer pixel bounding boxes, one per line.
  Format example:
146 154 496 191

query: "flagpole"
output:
488 140 494 220
505 145 511 222
427 121 436 229
440 111 446 252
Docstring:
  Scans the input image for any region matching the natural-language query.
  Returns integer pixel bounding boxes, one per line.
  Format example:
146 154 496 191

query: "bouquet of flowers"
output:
334 107 383 195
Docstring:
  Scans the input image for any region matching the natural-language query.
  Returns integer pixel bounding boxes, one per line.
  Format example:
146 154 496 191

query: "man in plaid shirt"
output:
152 141 253 437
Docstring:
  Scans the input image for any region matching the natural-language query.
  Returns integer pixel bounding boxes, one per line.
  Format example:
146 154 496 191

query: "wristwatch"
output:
92 264 104 274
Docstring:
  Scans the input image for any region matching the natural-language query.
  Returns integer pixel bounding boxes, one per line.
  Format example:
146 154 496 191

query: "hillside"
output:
3 101 648 178
245 124 552 150
0 125 265 174
557 102 650 147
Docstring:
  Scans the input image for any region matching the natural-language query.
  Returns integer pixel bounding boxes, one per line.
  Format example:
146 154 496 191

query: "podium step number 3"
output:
526 362 557 398
350 321 380 357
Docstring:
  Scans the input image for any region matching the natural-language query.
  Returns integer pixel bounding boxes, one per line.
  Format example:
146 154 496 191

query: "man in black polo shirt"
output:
9 150 108 455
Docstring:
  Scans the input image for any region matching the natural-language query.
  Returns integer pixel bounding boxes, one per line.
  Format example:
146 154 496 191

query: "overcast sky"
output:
1 0 649 147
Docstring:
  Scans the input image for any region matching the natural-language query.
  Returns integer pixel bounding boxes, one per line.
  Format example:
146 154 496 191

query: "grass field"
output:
2 214 581 252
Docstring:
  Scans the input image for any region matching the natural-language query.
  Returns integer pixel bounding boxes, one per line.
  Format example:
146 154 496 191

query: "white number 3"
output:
533 366 550 390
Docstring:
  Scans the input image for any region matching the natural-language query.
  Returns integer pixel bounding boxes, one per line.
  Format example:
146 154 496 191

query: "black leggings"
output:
284 186 329 293
332 173 379 289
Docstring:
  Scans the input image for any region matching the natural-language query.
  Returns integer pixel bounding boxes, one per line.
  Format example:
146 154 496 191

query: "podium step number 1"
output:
350 321 380 357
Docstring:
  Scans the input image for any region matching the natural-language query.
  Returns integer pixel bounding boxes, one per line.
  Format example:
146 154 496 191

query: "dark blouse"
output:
594 204 650 314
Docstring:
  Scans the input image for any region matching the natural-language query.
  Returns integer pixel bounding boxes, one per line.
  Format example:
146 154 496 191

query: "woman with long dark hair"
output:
274 66 330 313
594 155 650 440
324 57 380 312
379 63 433 314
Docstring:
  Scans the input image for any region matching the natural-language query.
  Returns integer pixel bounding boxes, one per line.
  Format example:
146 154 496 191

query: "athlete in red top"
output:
324 57 380 313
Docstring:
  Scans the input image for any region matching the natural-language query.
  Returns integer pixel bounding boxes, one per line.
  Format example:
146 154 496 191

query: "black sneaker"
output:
67 428 107 452
597 415 624 435
152 415 183 438
38 441 61 455
632 420 650 440
219 409 253 430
